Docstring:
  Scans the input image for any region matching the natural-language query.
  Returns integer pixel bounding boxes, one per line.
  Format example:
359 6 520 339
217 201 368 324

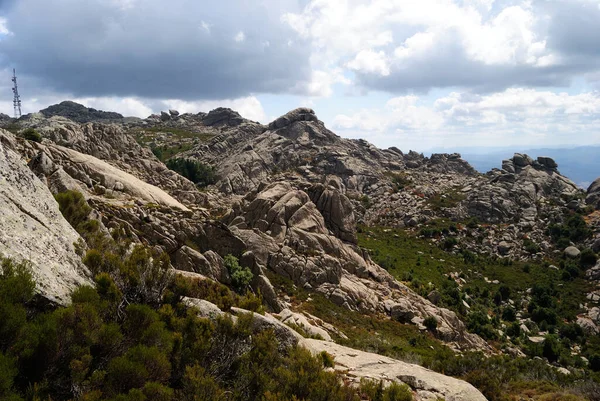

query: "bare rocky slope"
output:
3 102 600 400
0 130 92 305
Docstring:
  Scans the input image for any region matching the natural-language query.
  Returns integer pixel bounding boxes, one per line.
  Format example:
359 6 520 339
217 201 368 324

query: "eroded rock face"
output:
20 116 210 206
173 246 231 284
588 177 600 209
181 109 396 195
202 107 246 127
0 130 92 305
465 153 579 223
226 181 490 351
308 183 357 244
304 339 487 401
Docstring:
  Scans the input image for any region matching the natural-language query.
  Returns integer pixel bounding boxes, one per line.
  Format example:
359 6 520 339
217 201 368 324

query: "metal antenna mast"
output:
12 69 21 118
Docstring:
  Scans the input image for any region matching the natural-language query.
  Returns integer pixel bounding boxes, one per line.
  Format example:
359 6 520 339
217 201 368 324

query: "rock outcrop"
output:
588 177 600 209
202 107 246 127
226 181 490 351
39 101 123 123
465 153 579 223
0 130 92 305
182 295 488 401
304 339 487 401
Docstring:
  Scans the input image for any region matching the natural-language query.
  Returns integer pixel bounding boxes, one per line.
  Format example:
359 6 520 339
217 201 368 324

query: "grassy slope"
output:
358 225 590 323
131 126 215 162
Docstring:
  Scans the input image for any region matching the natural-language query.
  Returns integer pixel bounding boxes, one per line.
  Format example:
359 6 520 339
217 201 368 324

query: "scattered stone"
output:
498 241 512 255
565 246 581 258
528 336 545 344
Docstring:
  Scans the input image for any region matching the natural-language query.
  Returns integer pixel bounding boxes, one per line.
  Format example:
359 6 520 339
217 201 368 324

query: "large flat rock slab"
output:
303 338 487 401
0 135 92 304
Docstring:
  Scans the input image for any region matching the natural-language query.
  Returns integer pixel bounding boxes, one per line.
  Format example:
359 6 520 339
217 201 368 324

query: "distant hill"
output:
440 146 600 189
39 100 123 123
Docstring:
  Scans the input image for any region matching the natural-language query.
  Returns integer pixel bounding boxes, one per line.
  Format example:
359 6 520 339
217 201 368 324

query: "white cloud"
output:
200 21 211 33
331 89 600 149
110 0 137 10
283 0 564 93
0 17 12 35
75 97 153 118
333 95 444 133
234 31 245 42
347 49 390 76
299 68 351 97
462 5 548 66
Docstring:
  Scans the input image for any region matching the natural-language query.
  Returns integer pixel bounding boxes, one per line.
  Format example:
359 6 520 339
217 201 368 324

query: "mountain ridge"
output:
1 100 599 400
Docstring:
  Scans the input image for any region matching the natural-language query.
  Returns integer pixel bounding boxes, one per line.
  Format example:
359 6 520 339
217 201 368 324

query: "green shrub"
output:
224 254 253 294
580 248 597 268
464 370 502 401
54 190 92 231
360 195 372 209
589 354 600 371
150 146 163 160
387 172 412 192
542 335 562 363
180 364 224 401
383 382 413 401
0 257 35 350
502 307 517 322
559 323 584 343
20 127 42 142
506 322 521 338
547 213 592 246
0 252 366 401
443 237 458 250
523 238 541 254
0 352 18 399
165 158 217 187
467 308 498 341
424 316 438 332
320 351 335 368
359 379 413 401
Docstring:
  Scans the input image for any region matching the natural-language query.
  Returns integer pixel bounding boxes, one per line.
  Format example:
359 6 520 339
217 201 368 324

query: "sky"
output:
0 0 599 152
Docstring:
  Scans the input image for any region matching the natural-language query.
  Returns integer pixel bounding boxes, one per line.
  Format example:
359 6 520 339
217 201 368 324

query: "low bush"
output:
166 158 217 187
224 254 253 294
424 316 438 332
20 127 42 142
547 213 592 246
320 351 335 368
55 190 92 231
0 253 367 401
359 379 413 401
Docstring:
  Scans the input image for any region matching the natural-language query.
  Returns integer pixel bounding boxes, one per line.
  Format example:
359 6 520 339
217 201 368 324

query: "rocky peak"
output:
202 107 246 127
501 153 559 174
587 177 600 209
39 101 123 123
427 152 478 176
268 107 319 130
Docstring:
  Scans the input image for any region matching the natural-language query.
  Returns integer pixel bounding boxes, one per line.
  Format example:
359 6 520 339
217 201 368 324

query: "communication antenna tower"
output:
12 69 22 118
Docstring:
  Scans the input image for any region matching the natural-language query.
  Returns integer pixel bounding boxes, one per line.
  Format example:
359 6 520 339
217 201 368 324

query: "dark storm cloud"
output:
0 0 311 100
